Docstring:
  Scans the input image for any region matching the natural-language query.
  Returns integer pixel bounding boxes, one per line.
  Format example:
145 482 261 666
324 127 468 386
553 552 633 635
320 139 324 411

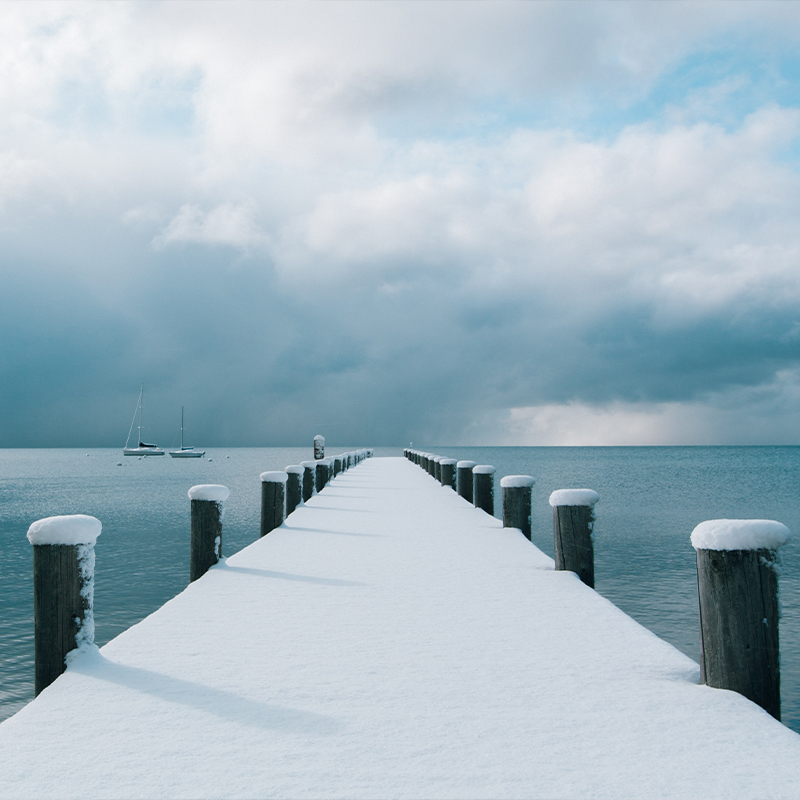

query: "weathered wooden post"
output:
314 434 325 460
301 461 316 501
333 456 341 477
28 514 101 695
285 465 304 516
440 458 457 490
473 465 495 515
501 475 536 540
692 519 791 720
428 454 437 478
549 489 599 588
434 456 442 483
189 484 229 582
260 472 287 536
315 459 331 492
457 460 476 503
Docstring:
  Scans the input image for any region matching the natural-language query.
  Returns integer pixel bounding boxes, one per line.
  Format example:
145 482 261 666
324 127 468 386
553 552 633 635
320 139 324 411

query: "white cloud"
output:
154 203 268 250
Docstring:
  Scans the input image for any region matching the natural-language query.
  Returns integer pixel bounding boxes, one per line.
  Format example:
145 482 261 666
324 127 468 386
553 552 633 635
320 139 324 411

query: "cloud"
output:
154 203 268 250
2 2 800 446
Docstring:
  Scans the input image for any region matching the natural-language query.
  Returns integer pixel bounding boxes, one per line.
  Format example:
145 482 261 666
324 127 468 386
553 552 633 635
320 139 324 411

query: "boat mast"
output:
139 382 144 445
181 406 184 449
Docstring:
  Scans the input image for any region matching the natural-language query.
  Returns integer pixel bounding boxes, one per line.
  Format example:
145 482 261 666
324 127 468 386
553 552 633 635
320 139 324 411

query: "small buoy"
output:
117 462 122 466
226 455 230 459
208 458 213 462
86 453 89 457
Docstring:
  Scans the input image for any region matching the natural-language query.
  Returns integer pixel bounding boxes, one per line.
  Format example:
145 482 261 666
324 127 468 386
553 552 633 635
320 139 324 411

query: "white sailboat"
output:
169 407 205 458
123 384 165 456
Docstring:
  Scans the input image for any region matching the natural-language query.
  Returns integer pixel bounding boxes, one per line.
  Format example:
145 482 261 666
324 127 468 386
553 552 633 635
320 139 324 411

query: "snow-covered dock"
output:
1 457 799 799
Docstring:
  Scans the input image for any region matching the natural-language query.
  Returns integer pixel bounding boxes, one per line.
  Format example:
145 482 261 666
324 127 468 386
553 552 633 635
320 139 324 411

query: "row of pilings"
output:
25 446 374 696
404 447 789 722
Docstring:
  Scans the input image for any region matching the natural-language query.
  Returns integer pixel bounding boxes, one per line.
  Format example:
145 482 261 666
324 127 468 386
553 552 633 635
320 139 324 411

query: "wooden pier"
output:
1 457 799 799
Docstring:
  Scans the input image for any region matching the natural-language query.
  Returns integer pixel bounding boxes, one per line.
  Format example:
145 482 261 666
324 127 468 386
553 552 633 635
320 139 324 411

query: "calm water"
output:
1 447 798 734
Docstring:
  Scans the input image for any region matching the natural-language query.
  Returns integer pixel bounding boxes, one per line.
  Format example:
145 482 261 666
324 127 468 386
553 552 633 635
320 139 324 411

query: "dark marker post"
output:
549 489 599 588
189 484 229 582
692 519 791 720
28 514 101 695
501 475 536 540
314 435 325 460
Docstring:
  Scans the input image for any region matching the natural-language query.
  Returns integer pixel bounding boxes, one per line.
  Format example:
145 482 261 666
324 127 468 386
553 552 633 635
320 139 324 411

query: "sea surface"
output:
1 446 798 734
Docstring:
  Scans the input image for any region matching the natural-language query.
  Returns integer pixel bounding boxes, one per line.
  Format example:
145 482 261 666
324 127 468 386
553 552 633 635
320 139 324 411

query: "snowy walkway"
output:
1 457 799 799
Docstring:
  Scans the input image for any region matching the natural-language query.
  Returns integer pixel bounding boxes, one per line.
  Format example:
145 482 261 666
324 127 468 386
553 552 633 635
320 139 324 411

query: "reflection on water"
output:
1 446 798 734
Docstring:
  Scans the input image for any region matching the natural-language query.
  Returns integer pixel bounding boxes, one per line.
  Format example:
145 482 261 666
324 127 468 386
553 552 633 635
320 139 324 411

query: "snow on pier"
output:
1 457 799 799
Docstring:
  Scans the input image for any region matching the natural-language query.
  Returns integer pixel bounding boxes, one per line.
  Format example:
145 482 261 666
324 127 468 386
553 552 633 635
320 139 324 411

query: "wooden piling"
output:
314 435 325 460
333 456 341 477
550 489 599 588
473 465 495 516
28 514 101 695
501 475 536 540
301 461 316 501
260 472 287 536
440 458 457 490
434 456 442 483
692 519 791 720
285 466 304 516
315 459 330 493
189 485 229 582
457 461 476 503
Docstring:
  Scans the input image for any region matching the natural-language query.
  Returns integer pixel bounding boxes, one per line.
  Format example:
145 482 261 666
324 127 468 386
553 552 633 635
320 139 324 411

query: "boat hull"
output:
123 448 165 456
169 450 205 458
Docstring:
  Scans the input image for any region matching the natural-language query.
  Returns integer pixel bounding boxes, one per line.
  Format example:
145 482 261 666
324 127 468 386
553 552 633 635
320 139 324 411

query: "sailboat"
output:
123 384 165 456
169 407 205 458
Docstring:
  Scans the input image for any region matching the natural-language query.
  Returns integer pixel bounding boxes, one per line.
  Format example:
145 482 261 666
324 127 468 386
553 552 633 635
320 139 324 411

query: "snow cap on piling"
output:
439 458 457 466
456 460 476 469
188 484 230 502
473 465 496 475
549 489 599 507
501 475 536 489
300 461 316 468
691 519 792 551
27 514 101 546
285 465 305 475
260 471 288 484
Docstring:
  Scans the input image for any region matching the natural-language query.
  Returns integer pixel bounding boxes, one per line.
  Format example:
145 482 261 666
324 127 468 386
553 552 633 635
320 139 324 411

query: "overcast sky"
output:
2 1 800 447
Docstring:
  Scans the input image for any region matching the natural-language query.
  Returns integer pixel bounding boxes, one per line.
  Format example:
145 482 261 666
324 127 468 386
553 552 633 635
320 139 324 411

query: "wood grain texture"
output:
503 486 532 540
260 481 285 537
696 547 781 719
474 472 494 516
33 544 89 695
286 472 302 517
553 505 595 588
190 499 222 582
